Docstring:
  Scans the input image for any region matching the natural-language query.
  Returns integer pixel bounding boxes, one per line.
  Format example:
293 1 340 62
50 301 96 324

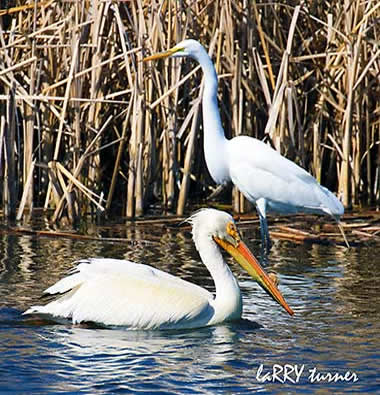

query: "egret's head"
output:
143 39 206 62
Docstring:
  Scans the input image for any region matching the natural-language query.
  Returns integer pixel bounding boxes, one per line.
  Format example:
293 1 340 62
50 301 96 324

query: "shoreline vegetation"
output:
0 1 379 232
2 209 380 247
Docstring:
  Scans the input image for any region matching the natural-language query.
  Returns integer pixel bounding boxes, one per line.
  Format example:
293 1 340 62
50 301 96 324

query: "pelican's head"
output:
189 208 294 316
143 39 207 62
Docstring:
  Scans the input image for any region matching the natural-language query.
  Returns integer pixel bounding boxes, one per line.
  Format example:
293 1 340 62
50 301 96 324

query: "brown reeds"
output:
0 0 379 224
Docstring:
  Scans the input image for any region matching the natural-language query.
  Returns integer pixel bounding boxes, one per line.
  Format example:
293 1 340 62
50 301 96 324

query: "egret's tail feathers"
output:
318 187 348 247
320 186 344 217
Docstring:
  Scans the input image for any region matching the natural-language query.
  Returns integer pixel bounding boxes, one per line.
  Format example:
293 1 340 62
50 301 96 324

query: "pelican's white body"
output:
24 209 242 329
172 40 343 245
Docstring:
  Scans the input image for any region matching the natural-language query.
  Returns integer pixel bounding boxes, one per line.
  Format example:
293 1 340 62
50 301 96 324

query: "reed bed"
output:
0 0 379 225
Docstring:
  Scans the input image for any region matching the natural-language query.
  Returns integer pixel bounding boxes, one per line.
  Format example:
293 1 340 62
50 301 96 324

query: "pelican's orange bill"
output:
214 237 294 316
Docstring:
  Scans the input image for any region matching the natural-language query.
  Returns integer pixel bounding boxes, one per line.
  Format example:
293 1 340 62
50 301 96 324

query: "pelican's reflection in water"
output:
53 324 238 363
43 323 261 392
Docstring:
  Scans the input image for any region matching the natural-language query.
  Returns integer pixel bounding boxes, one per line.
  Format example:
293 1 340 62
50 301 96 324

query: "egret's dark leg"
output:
256 198 271 256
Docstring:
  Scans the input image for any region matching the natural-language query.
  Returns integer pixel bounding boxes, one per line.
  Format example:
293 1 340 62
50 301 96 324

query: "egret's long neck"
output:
195 50 229 184
195 235 242 323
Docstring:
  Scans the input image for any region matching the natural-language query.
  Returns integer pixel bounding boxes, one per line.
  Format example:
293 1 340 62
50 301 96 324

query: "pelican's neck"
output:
194 235 242 323
194 49 229 184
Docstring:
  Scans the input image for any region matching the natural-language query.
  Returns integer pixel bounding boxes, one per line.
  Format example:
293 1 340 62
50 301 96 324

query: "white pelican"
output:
144 40 344 250
23 209 293 329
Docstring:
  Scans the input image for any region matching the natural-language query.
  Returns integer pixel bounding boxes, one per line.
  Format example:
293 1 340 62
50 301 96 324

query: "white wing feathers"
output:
43 259 158 295
24 258 214 329
228 137 343 216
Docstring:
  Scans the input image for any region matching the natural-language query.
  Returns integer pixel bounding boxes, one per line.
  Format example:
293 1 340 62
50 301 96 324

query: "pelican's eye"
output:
226 221 240 242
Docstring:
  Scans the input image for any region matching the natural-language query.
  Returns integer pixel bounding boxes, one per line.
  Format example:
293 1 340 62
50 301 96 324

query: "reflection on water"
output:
0 222 379 394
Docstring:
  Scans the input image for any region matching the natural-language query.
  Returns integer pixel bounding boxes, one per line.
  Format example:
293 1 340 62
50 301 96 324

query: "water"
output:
0 221 379 394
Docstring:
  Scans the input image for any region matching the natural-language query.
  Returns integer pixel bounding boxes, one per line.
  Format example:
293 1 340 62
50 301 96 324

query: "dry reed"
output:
0 0 379 225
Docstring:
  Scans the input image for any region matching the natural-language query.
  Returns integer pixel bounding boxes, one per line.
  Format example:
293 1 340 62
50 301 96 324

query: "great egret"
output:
23 208 293 329
144 40 345 250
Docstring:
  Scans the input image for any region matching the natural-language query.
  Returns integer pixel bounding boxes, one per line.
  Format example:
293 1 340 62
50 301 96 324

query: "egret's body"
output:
24 209 293 329
144 40 344 249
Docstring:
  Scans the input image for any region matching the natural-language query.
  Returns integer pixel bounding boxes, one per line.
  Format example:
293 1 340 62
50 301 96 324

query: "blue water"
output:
0 222 379 394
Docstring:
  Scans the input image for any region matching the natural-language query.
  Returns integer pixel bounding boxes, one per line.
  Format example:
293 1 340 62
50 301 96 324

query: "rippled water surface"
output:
0 220 379 394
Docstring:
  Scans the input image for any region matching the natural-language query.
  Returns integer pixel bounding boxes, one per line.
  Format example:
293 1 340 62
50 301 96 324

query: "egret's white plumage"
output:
144 40 344 249
23 209 293 329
